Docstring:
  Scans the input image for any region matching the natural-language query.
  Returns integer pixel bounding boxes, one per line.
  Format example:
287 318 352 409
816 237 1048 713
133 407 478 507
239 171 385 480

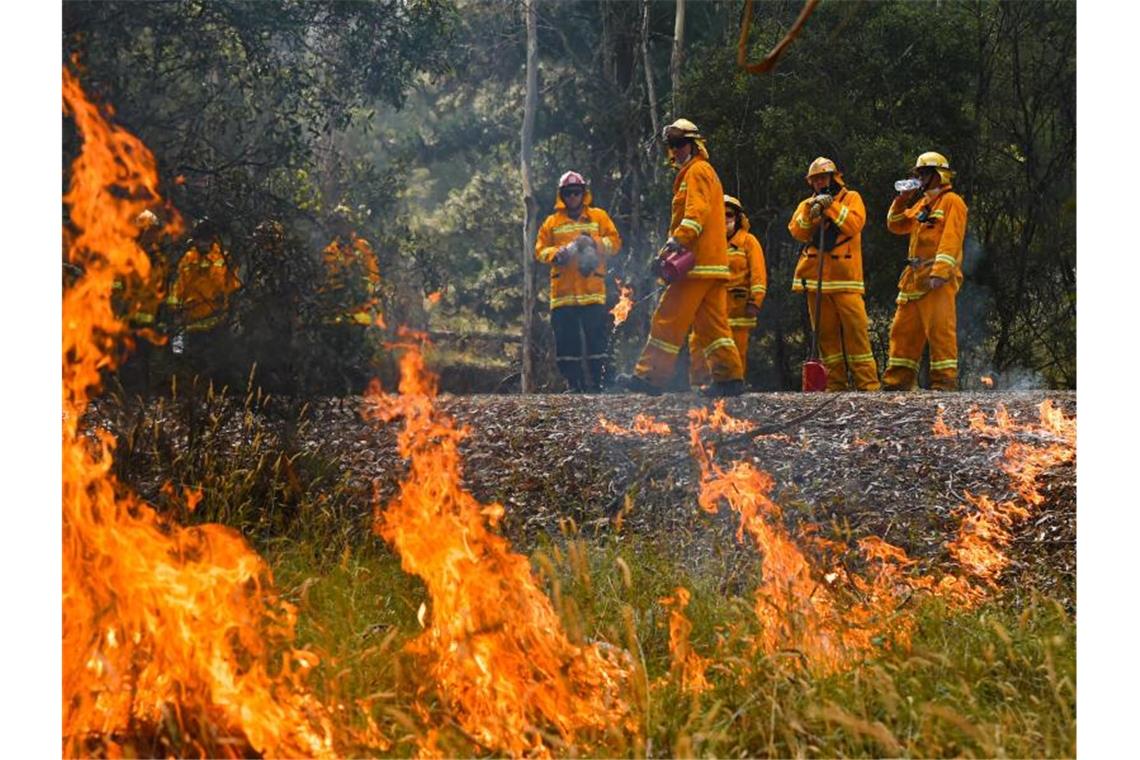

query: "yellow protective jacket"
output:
726 213 767 327
322 234 381 324
788 186 867 293
166 242 241 331
886 185 968 303
535 189 621 309
670 155 729 279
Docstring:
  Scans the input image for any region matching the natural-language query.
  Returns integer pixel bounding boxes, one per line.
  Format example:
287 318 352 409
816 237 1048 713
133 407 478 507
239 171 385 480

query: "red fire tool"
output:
802 207 828 392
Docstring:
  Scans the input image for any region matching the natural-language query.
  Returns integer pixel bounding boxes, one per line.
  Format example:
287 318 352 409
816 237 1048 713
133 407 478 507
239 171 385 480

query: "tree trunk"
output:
520 0 539 393
642 0 661 142
670 0 686 117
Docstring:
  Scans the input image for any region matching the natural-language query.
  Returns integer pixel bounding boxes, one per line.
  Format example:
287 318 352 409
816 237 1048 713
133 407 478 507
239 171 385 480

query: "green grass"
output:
264 533 1074 758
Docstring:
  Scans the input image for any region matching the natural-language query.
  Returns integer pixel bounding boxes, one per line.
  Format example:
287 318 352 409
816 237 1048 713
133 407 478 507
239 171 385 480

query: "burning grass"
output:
67 62 1075 760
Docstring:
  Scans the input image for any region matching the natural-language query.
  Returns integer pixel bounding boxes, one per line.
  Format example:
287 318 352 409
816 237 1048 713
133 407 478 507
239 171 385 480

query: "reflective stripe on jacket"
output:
670 155 729 279
322 235 381 321
726 213 767 321
788 187 867 293
166 242 240 330
886 186 968 303
535 188 621 309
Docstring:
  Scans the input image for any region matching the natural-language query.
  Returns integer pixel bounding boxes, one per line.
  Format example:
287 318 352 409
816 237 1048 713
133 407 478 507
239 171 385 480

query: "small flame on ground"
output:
933 406 957 437
596 413 672 436
610 278 635 327
980 375 994 388
707 399 755 433
365 335 632 756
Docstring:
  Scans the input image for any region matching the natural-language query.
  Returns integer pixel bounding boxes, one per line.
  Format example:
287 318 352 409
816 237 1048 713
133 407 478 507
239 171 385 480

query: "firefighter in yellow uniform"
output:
322 211 382 327
535 171 622 391
883 151 969 391
165 218 241 340
788 157 880 391
619 118 744 397
689 194 765 385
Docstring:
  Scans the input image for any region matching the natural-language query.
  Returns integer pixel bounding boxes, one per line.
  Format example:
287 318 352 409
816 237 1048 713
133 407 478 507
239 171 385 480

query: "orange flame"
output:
980 375 994 388
610 278 635 327
659 587 711 695
688 409 922 673
365 336 632 756
945 401 1075 596
932 406 957 437
62 68 332 757
707 399 755 433
595 413 672 436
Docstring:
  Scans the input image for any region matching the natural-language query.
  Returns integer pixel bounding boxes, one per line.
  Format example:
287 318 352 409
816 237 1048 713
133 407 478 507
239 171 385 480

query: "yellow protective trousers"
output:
689 290 755 385
807 292 880 391
882 284 958 390
635 278 743 388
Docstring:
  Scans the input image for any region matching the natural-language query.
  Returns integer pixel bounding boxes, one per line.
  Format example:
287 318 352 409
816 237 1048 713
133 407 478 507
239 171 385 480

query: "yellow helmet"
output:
914 151 955 184
723 194 744 213
663 118 703 141
805 156 844 186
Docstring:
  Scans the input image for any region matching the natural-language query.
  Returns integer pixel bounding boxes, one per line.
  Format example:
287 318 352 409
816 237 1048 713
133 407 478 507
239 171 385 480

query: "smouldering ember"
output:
595 413 673 436
364 335 633 756
980 374 994 388
62 69 333 757
609 277 635 327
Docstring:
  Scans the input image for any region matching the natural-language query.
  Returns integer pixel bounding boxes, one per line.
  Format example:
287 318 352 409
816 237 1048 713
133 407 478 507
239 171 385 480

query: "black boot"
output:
700 378 745 398
614 373 662 396
557 360 585 393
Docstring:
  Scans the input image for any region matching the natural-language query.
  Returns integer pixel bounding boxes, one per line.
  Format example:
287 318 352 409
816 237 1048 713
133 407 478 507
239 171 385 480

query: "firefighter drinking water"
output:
535 171 622 392
882 151 969 391
788 157 880 391
689 194 766 386
618 118 744 397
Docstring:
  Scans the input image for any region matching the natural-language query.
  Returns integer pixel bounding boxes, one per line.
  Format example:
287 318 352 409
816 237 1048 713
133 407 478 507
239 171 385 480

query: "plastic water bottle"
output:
894 178 922 193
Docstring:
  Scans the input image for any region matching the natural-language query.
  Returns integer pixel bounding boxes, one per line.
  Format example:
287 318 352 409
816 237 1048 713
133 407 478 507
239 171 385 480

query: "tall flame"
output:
688 409 921 673
365 335 631 756
62 68 332 757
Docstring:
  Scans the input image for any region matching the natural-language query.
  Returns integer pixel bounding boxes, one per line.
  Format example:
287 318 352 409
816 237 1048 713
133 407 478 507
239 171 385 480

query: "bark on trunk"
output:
520 0 539 393
670 0 686 116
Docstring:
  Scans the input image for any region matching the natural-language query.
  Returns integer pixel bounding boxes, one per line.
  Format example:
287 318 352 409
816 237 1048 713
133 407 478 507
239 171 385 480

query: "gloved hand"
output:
554 245 572 266
928 276 948 291
660 236 682 255
809 203 822 220
746 302 762 317
814 193 833 210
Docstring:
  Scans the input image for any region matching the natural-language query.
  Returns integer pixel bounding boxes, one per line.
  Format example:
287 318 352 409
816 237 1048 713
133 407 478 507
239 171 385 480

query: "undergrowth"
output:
97 382 1075 757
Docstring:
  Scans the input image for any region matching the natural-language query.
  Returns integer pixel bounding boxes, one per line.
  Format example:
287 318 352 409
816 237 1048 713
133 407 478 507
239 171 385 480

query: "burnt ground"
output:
306 389 1076 606
96 389 1076 607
